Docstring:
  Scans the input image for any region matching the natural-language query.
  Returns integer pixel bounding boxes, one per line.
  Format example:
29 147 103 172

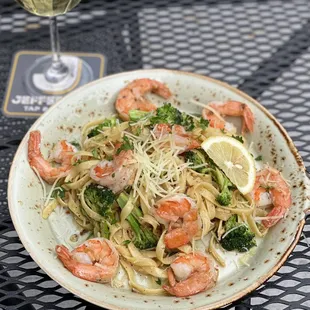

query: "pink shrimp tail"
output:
262 207 287 228
243 105 255 133
28 130 42 163
56 245 73 269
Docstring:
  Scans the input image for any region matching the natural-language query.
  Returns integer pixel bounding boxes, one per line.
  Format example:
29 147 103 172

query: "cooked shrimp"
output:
90 150 136 193
115 78 172 120
56 238 119 283
163 253 218 297
253 167 292 228
153 124 200 152
28 130 76 184
202 101 255 133
155 194 199 249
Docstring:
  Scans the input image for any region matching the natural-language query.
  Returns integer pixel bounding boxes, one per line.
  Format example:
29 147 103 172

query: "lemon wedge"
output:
201 136 256 195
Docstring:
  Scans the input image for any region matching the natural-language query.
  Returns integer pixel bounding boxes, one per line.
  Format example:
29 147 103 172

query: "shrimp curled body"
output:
153 124 200 153
253 167 292 228
56 238 119 283
163 253 218 297
155 194 199 249
28 130 76 184
90 150 137 193
202 101 255 134
115 78 172 120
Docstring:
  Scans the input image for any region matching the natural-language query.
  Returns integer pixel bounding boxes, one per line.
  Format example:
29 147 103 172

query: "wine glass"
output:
15 0 93 95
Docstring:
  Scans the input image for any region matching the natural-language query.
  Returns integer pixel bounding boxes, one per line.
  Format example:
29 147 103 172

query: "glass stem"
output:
45 16 68 83
50 16 61 64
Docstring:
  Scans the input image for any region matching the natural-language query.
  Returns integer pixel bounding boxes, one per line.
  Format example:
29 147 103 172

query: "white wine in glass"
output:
16 0 81 16
15 0 93 95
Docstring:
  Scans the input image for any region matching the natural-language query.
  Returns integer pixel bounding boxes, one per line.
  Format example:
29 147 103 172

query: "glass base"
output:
24 54 94 96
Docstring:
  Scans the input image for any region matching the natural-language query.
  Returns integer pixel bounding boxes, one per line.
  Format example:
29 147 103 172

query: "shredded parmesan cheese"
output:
124 130 192 209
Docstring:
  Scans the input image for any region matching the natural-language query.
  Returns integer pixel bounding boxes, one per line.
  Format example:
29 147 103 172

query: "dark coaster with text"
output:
3 50 106 117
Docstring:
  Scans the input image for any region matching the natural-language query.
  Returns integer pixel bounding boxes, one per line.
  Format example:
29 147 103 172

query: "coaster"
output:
3 50 106 117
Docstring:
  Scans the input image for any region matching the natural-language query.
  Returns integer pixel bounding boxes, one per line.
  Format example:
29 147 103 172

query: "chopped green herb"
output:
73 159 87 166
122 240 131 246
255 155 263 161
91 149 99 159
136 127 142 136
87 117 117 138
70 141 81 149
112 173 115 178
116 136 133 155
51 186 65 199
155 278 161 285
221 128 226 133
106 155 113 161
198 117 209 130
232 135 244 143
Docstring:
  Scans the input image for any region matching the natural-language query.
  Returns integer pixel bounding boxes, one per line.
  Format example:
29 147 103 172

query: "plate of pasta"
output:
8 69 310 309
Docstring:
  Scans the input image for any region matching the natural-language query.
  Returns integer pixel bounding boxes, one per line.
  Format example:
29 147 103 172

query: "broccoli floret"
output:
216 190 232 206
183 150 233 205
180 113 195 131
213 168 233 206
87 117 117 138
220 215 256 252
210 168 233 206
129 110 151 121
84 184 116 238
183 149 210 174
117 192 158 249
150 103 194 131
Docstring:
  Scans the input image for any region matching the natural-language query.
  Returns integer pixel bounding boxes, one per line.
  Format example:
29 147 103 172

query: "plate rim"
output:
7 68 309 310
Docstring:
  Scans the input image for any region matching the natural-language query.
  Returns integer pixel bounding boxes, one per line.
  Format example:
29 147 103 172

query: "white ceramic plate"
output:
8 69 310 310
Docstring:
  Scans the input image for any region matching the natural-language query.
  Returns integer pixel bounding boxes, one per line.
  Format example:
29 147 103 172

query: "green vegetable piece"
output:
180 112 195 131
122 240 131 246
255 155 263 161
220 215 256 252
51 186 65 199
198 117 209 130
150 103 194 131
214 168 233 206
203 166 233 206
84 184 115 221
73 159 87 166
70 141 81 149
183 149 209 174
183 150 233 206
91 149 99 159
116 136 134 155
129 110 151 121
87 117 117 138
117 192 158 250
155 278 161 285
135 127 142 136
100 221 110 239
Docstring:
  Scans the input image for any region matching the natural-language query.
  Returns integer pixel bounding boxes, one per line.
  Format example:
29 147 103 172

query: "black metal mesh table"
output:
0 0 310 309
